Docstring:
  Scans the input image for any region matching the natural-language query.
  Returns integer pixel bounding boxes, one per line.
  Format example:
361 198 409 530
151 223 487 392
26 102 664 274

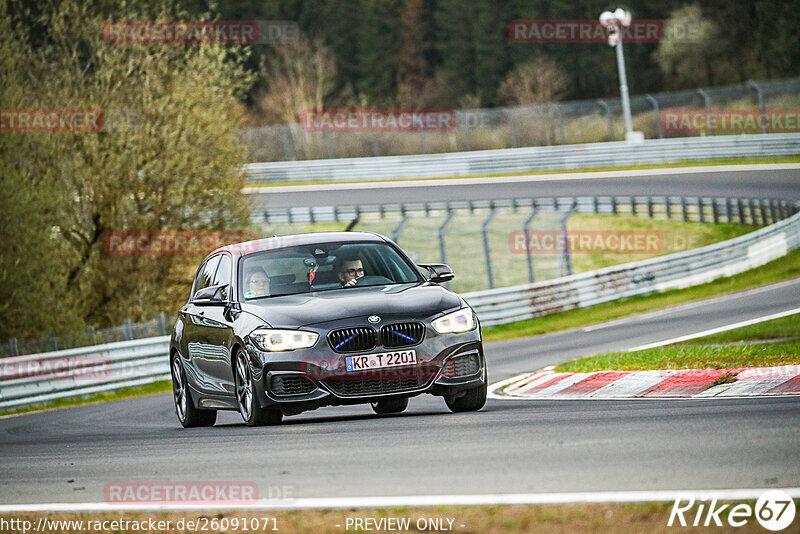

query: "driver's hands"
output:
344 279 358 287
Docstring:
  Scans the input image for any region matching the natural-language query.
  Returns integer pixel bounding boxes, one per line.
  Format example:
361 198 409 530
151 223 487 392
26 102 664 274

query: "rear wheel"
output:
171 354 216 427
371 397 408 414
444 381 487 413
235 350 282 426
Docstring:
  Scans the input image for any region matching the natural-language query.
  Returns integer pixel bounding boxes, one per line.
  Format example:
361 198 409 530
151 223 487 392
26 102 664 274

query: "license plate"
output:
346 350 417 372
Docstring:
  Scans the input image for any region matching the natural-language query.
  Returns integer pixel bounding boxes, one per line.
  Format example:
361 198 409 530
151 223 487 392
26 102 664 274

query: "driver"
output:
334 254 365 287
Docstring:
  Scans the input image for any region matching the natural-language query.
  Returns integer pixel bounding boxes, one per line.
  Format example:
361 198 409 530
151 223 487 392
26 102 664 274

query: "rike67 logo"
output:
668 490 796 530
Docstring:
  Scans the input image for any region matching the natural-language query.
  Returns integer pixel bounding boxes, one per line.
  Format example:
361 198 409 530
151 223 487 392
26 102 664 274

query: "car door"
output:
195 253 237 395
183 255 231 396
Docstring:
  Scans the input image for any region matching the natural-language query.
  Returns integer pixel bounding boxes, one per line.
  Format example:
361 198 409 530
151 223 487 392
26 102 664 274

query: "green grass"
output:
482 247 800 343
245 155 800 188
0 380 172 417
555 340 800 373
683 314 800 344
554 310 800 373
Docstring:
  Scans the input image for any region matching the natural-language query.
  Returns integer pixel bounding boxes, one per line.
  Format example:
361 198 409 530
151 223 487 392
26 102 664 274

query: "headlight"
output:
250 329 319 351
432 308 476 334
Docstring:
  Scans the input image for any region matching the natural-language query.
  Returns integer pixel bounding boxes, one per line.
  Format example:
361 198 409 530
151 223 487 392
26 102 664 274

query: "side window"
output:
192 255 221 298
212 255 232 300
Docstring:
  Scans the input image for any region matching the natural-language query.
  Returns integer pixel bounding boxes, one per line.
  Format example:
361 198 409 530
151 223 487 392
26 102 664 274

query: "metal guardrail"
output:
463 210 800 326
244 133 800 183
0 337 170 410
2 205 798 410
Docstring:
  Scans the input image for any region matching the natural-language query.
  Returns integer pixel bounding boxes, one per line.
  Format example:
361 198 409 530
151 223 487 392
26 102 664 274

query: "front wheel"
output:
172 354 217 427
235 350 282 427
371 397 408 414
444 381 487 413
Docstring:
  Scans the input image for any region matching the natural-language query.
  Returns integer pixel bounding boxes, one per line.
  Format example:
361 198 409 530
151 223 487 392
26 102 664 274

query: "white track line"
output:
628 307 800 352
243 163 800 193
2 488 799 512
582 277 800 332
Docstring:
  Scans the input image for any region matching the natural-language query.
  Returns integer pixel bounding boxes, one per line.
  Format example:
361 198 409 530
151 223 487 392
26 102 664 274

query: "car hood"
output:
240 283 462 328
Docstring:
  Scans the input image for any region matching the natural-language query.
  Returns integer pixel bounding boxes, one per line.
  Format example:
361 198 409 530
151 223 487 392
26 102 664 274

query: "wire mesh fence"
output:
239 76 800 162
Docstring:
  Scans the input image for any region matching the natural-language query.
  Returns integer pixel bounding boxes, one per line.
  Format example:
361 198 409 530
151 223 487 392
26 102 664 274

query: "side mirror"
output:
193 284 229 305
418 263 455 284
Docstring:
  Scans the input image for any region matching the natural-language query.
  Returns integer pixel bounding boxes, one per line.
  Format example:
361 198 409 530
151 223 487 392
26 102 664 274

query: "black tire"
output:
172 354 217 428
235 350 282 427
371 397 408 414
444 381 487 413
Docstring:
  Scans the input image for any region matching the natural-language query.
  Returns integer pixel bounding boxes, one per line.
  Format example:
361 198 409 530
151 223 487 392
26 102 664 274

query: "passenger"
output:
244 268 270 298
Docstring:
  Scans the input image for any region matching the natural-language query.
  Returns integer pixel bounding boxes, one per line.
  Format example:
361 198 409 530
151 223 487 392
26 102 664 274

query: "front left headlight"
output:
250 328 319 351
432 308 476 334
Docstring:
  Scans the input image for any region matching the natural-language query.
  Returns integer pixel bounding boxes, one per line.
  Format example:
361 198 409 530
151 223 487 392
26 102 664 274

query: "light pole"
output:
600 9 643 142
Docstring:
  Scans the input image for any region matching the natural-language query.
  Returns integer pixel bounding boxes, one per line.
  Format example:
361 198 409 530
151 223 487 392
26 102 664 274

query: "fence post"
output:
665 197 672 220
438 209 456 289
760 199 769 225
523 204 538 283
645 94 663 138
611 197 618 215
770 200 778 223
370 132 381 156
726 197 733 223
712 199 719 224
647 197 654 219
630 196 637 216
697 197 705 223
506 109 518 148
391 215 410 243
157 313 167 336
86 326 97 345
418 130 428 154
9 337 18 356
278 126 295 160
697 89 713 135
123 319 134 341
461 112 473 151
324 131 336 159
747 81 768 134
682 197 689 222
49 331 58 351
558 201 577 277
551 103 565 144
482 207 499 289
738 198 746 224
597 99 614 141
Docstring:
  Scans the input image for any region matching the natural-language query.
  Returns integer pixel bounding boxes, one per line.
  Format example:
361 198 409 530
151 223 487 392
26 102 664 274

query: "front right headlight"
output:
250 329 319 351
432 308 476 334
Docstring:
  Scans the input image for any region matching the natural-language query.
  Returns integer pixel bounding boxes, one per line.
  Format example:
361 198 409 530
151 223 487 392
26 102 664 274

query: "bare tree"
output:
498 56 568 106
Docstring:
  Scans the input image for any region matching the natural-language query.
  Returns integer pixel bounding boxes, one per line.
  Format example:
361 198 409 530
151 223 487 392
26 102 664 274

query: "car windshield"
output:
239 241 421 300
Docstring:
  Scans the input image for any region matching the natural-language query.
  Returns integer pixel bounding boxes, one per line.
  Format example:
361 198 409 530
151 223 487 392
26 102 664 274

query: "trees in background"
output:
1 0 253 337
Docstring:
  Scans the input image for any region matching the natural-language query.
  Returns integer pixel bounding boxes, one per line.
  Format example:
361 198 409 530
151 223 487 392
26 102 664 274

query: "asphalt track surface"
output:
1 279 798 505
1 165 798 506
247 165 800 209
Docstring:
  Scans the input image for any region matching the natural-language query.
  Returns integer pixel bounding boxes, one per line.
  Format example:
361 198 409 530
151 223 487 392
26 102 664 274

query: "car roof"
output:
213 231 390 257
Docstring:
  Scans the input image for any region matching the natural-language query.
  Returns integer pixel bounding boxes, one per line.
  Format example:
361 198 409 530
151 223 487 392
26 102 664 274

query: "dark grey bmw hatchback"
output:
170 232 487 427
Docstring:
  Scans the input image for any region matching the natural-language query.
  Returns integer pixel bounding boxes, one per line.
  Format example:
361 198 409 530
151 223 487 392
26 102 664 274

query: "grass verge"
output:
554 314 800 373
4 501 774 534
0 380 172 418
245 155 800 188
482 247 800 344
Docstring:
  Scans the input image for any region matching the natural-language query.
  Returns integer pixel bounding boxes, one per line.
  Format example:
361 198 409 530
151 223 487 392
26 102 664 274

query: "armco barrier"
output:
0 336 170 410
245 133 800 183
463 210 800 326
2 210 799 410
